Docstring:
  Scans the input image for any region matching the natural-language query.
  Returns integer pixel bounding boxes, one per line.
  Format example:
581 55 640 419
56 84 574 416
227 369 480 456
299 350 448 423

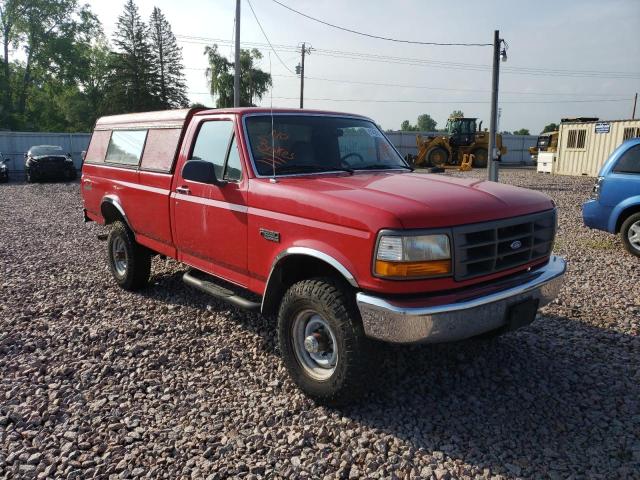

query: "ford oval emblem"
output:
510 240 522 250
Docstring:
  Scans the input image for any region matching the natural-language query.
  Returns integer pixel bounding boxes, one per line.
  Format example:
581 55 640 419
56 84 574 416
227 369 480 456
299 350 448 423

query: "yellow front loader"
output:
528 131 558 163
410 116 506 169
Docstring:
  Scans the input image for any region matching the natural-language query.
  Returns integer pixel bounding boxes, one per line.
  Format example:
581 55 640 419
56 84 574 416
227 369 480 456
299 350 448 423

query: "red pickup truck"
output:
81 107 566 404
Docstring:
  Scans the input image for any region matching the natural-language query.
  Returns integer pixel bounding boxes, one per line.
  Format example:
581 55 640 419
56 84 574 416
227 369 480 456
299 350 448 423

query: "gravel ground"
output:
0 169 638 480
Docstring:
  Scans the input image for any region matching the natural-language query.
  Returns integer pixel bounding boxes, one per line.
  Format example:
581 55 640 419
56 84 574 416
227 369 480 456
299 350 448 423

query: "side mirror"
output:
182 160 223 185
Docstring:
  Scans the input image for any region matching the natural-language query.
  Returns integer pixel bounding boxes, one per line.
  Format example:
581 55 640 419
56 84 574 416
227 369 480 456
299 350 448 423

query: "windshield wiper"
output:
275 164 354 175
355 164 413 171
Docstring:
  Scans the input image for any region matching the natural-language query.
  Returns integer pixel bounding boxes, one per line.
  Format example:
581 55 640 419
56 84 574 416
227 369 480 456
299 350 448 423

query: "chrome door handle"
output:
176 186 191 195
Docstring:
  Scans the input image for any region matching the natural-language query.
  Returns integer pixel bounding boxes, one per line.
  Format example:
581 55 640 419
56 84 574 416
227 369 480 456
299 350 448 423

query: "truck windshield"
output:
245 115 409 176
30 146 64 156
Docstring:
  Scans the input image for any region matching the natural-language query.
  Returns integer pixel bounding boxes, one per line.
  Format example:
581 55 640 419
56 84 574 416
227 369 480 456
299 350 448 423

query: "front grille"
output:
35 157 66 171
453 209 556 281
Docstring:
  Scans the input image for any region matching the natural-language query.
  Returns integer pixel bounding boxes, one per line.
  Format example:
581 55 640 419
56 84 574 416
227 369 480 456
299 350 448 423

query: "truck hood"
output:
258 172 554 230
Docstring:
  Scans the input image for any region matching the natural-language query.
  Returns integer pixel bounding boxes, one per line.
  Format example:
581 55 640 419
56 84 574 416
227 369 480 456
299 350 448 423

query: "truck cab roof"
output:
94 107 372 131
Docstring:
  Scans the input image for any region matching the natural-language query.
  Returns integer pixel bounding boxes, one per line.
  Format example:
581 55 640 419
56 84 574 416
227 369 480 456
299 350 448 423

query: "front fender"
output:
271 245 359 288
261 243 362 315
608 195 640 232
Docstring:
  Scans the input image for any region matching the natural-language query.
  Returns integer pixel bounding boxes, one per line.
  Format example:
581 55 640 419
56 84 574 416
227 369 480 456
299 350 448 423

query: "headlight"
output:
590 176 604 200
374 233 451 278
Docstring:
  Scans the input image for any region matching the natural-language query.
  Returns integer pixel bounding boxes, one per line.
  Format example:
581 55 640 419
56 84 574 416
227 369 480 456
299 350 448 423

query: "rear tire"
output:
427 147 449 166
107 221 151 291
472 148 488 168
277 278 373 405
621 213 640 257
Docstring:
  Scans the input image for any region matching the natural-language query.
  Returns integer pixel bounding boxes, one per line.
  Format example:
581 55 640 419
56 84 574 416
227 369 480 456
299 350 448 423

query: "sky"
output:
87 0 640 133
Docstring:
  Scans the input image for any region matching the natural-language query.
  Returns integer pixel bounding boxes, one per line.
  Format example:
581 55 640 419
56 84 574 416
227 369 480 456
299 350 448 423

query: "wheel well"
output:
615 205 640 233
101 201 125 226
261 255 354 316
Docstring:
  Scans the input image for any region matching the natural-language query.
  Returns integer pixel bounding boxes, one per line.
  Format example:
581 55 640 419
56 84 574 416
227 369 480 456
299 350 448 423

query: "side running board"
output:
182 270 261 312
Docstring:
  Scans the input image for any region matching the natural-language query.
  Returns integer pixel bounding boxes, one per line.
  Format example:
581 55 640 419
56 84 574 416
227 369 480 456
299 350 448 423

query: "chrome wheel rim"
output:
292 310 338 380
111 236 128 276
628 220 640 250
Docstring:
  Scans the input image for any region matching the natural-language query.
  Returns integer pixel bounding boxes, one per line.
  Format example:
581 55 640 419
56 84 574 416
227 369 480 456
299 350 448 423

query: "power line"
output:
274 73 633 97
183 68 634 98
245 0 294 74
269 0 492 47
308 50 640 79
176 35 640 79
271 97 630 105
187 91 629 105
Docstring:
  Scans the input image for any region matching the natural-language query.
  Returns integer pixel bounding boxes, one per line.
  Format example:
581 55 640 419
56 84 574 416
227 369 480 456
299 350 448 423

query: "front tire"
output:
472 148 488 168
621 213 640 257
26 171 34 183
277 278 373 405
427 147 449 166
107 221 151 291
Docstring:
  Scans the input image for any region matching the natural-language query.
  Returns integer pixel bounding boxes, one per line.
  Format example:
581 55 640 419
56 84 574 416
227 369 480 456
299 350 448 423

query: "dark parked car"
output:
0 155 8 182
25 145 77 182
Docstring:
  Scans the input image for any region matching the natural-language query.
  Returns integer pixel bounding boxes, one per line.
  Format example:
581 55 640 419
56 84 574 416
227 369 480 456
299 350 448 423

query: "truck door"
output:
172 116 249 287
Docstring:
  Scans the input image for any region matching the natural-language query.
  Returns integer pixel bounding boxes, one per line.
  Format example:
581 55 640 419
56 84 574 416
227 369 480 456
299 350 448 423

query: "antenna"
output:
269 52 277 183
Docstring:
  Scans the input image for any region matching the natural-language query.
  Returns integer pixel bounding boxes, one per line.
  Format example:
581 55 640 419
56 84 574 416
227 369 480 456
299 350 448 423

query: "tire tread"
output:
107 221 151 291
277 277 372 406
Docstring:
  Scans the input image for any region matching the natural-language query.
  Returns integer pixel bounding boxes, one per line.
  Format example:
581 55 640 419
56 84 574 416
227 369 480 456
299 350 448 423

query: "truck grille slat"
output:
453 210 556 280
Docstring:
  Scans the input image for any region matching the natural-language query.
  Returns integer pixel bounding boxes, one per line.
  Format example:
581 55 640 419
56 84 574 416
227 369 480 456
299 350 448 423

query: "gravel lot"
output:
1 169 638 479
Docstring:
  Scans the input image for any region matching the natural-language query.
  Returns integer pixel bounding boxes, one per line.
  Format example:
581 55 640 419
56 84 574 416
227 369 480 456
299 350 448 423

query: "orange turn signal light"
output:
374 259 451 278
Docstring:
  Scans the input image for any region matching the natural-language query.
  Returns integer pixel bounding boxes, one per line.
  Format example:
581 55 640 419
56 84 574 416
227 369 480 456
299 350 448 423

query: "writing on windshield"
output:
245 115 407 176
256 130 295 167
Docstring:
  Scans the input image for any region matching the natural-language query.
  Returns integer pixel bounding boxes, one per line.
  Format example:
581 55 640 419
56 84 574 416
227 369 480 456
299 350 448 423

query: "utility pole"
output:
488 30 502 182
633 92 637 120
233 0 241 108
297 43 311 109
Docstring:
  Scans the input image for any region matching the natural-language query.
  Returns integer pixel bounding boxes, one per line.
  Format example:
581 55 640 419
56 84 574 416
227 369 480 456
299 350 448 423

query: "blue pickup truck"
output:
583 138 640 257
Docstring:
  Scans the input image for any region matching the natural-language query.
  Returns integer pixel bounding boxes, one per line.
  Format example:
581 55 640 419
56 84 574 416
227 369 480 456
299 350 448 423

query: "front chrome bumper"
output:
356 255 566 344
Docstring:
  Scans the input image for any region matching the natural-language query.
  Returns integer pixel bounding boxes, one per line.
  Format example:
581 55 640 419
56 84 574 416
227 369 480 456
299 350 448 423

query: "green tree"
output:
1 0 99 128
109 0 157 113
205 44 271 107
0 0 27 127
400 120 414 131
513 128 530 135
82 40 113 120
449 110 464 119
149 6 188 109
542 122 558 133
1 0 102 130
416 113 437 131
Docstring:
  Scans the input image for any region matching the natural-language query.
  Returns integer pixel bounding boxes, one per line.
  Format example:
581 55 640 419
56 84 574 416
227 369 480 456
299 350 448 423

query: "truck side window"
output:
190 121 234 179
224 135 243 182
105 130 148 166
613 145 640 174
